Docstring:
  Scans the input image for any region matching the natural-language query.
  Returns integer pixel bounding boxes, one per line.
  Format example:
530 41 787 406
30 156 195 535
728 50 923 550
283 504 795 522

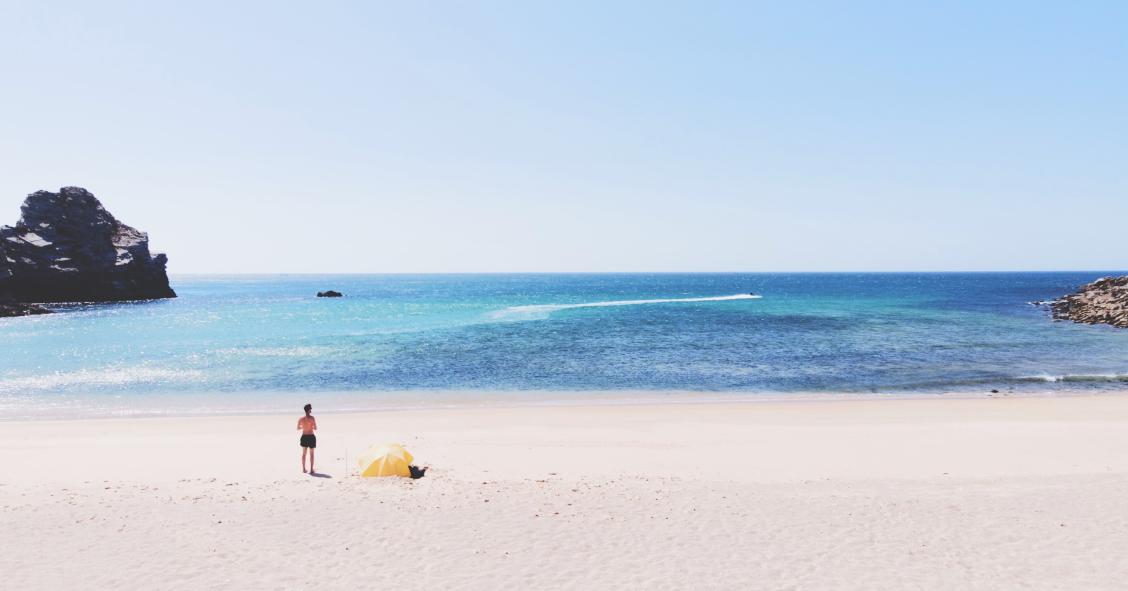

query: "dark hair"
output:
304 403 312 415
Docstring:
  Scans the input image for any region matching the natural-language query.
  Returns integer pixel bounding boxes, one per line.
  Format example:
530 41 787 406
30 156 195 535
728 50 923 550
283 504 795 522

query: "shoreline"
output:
4 386 1128 422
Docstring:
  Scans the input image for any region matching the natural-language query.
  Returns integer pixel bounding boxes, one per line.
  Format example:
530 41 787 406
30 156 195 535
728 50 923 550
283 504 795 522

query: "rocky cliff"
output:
0 187 175 312
1048 276 1128 328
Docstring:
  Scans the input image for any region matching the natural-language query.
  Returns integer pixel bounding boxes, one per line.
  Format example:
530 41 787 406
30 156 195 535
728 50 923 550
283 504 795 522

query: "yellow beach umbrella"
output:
358 443 414 478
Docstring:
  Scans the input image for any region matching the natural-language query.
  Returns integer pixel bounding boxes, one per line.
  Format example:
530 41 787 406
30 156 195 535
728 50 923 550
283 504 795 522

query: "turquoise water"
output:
3 272 1128 418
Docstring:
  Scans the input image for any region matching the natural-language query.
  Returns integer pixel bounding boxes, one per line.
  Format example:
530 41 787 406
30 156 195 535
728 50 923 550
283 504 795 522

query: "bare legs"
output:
301 447 316 474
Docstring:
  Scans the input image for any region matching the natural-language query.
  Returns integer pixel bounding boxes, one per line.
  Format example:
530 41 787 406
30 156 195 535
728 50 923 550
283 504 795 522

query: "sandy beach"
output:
4 394 1128 589
4 0 1124 588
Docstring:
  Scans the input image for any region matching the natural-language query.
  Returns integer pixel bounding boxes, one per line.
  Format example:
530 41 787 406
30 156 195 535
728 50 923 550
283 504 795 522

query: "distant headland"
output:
0 187 175 317
1043 276 1128 329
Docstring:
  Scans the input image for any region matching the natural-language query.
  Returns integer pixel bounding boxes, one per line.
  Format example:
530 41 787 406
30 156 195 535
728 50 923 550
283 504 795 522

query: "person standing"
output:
297 403 317 473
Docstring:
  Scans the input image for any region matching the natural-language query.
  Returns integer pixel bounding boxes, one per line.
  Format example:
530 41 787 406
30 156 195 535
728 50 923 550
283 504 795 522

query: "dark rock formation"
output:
0 187 175 311
1047 276 1128 328
0 298 51 317
317 290 343 298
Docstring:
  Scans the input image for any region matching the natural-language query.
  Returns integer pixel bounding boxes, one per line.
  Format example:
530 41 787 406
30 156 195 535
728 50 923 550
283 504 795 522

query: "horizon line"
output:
166 269 1128 276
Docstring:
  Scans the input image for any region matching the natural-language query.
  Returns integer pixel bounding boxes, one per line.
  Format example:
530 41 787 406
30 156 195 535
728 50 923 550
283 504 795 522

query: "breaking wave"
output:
492 294 762 320
0 366 207 393
214 346 331 358
1016 374 1128 383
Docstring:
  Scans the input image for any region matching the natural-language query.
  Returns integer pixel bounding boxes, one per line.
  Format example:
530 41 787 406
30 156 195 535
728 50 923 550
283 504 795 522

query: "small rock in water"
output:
317 290 343 298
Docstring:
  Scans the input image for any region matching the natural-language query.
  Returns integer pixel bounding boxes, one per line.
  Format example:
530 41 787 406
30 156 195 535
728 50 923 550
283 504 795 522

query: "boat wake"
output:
491 294 762 320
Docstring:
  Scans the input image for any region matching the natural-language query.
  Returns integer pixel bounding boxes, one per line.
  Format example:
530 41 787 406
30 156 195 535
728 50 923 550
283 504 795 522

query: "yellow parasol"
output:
358 443 414 478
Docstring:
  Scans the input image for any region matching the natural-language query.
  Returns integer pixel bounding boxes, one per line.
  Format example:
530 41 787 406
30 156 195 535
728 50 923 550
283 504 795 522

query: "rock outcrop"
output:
0 299 51 317
317 290 343 298
1047 276 1128 328
0 187 175 313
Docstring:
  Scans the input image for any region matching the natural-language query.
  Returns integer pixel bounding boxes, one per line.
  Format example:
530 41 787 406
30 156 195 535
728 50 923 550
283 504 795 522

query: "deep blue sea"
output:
3 272 1128 418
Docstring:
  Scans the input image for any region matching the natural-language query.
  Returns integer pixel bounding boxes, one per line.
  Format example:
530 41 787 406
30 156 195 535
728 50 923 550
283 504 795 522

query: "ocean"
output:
3 272 1128 419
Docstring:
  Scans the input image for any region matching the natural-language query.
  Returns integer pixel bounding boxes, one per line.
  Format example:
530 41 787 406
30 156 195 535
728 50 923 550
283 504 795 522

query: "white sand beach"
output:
4 394 1128 590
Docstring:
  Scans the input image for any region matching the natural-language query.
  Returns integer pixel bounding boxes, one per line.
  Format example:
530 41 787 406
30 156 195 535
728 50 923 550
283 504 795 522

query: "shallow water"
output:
3 272 1128 418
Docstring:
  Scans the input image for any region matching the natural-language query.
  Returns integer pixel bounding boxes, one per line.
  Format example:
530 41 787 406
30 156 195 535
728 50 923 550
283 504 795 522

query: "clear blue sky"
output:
1 1 1125 273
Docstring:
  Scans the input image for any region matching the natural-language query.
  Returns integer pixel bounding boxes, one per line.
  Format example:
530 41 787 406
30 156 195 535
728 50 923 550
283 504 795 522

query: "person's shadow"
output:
308 471 333 478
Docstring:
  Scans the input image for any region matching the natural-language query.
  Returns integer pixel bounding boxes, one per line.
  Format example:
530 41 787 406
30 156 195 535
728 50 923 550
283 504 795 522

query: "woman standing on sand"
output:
297 403 317 473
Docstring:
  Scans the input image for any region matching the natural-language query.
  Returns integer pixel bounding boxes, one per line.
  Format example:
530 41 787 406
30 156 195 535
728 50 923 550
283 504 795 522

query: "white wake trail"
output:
492 293 761 320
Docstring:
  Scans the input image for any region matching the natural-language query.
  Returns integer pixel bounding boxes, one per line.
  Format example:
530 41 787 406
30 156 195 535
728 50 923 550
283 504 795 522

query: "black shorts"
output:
300 434 316 449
